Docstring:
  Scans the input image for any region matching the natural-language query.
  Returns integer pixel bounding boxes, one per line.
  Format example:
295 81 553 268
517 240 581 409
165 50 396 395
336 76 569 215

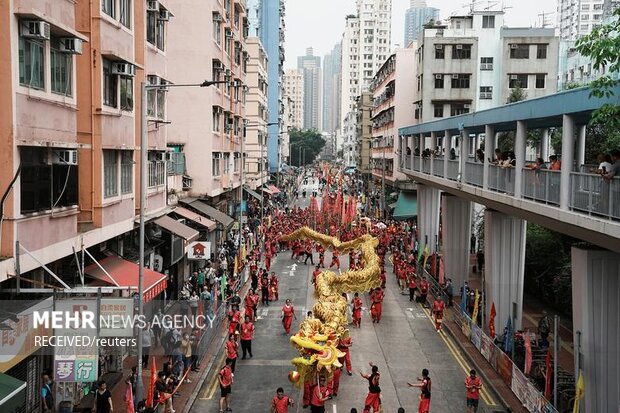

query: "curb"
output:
442 318 512 413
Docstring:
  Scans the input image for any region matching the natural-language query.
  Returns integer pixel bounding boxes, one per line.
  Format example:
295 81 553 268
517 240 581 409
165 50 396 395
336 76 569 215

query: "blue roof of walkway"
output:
399 85 620 136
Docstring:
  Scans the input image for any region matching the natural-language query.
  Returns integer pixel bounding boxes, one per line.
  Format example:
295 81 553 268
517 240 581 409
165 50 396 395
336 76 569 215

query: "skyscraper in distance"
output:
297 48 322 130
404 0 439 46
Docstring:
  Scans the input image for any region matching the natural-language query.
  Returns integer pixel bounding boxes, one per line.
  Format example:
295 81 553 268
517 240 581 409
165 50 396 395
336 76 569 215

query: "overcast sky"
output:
285 0 557 68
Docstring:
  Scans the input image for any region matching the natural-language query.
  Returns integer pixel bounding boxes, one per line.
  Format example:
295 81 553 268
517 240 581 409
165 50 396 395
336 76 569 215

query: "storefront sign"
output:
53 299 98 382
99 298 134 338
188 241 211 260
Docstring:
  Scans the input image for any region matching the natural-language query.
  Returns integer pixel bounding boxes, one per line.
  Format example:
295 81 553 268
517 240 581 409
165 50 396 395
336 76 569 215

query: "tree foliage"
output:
289 128 326 167
575 7 620 128
506 85 527 104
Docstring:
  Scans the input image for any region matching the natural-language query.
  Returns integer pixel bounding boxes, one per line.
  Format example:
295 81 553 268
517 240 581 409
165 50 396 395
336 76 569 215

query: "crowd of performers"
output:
218 167 478 413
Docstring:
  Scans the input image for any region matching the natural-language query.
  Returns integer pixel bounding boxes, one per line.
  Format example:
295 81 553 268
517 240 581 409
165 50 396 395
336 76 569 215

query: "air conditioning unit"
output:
225 29 235 39
213 13 223 22
213 61 224 70
510 43 519 49
452 74 459 79
59 38 83 54
213 153 222 159
21 21 50 40
435 44 443 49
435 74 443 79
146 0 160 12
52 149 78 165
464 104 471 109
158 9 171 21
456 44 463 49
112 62 136 77
510 74 518 80
150 152 166 161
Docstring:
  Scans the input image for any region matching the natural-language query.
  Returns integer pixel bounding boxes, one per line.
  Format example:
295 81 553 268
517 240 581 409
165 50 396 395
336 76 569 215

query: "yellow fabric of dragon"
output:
281 227 381 385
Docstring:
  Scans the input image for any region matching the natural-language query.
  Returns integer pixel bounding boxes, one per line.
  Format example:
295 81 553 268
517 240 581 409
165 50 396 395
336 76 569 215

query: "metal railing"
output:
465 162 483 187
570 172 620 219
446 160 459 181
422 158 431 174
433 158 444 177
522 168 561 206
488 165 515 195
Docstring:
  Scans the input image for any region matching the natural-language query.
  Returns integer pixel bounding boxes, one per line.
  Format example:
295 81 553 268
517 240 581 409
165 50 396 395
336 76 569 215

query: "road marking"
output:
289 263 298 277
332 404 337 413
419 305 497 406
199 352 226 399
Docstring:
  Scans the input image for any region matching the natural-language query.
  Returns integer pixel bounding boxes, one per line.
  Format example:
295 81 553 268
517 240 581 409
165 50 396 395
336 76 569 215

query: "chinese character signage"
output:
99 298 133 338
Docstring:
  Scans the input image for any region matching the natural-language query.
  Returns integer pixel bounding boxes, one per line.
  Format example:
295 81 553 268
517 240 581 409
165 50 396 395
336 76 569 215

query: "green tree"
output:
506 84 527 103
289 128 325 167
575 7 620 128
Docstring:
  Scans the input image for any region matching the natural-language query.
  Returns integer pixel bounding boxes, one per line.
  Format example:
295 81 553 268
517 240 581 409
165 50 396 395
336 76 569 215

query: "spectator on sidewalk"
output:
155 372 174 413
445 279 454 307
190 329 199 372
218 359 234 413
189 291 199 319
92 381 113 413
142 324 153 368
538 311 551 348
41 373 54 413
180 333 192 383
470 234 476 254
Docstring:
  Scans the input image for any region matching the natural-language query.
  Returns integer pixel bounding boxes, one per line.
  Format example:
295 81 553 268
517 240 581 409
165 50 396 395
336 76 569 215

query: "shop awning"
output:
244 187 263 202
393 192 417 220
180 199 235 228
259 186 273 195
0 374 26 408
268 185 281 194
171 207 217 232
84 256 167 303
154 215 199 241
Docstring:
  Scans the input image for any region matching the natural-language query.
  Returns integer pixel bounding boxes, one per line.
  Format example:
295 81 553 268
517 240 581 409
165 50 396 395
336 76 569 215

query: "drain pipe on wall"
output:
0 164 21 256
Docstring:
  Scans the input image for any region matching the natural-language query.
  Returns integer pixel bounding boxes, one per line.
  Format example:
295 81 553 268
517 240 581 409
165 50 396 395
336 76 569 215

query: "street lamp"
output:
136 78 229 403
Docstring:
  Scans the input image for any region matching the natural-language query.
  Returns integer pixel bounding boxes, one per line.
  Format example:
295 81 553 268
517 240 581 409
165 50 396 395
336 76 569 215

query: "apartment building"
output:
342 112 359 167
557 0 618 41
356 92 374 175
245 37 270 189
370 47 417 187
0 0 221 409
283 69 304 129
297 48 322 130
404 0 439 47
415 11 559 124
322 42 342 134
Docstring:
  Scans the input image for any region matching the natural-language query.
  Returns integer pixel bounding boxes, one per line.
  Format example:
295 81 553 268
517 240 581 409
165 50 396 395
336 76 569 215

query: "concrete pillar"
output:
444 130 450 178
417 184 441 254
571 246 620 413
576 124 586 170
441 194 471 289
483 125 495 190
484 210 526 332
514 120 527 198
460 129 469 182
560 115 575 210
541 128 550 160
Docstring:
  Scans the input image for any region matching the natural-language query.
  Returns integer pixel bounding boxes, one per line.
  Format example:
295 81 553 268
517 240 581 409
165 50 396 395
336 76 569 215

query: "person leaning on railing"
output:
602 150 620 181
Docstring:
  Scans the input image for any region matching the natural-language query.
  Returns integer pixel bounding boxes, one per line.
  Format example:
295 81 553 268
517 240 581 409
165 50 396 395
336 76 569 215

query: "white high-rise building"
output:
297 48 322 130
283 69 305 130
340 0 392 135
557 0 614 40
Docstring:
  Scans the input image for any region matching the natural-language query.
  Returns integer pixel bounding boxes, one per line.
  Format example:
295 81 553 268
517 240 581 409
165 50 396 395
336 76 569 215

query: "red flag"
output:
439 257 445 284
431 253 437 277
545 350 553 398
146 356 157 407
524 332 533 375
489 303 497 338
125 380 135 413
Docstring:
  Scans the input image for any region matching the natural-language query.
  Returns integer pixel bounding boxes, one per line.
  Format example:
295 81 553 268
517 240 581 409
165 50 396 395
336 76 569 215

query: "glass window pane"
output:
104 150 119 198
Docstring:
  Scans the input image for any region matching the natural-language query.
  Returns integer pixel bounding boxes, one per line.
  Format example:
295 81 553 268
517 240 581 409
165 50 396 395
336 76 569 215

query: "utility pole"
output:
381 142 386 220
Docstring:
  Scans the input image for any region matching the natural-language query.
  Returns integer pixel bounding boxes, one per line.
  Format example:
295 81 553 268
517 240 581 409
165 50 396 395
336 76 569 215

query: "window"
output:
482 15 495 28
156 15 165 50
509 44 529 59
147 8 167 50
234 153 240 172
167 146 186 175
433 104 444 118
147 11 156 44
119 0 131 28
223 153 230 174
535 74 546 88
536 44 547 59
212 153 221 176
581 14 589 20
19 37 45 89
103 150 119 198
147 152 165 188
581 3 590 10
146 75 165 118
593 14 602 20
593 4 603 10
480 86 492 99
212 107 221 132
434 75 444 88
451 74 470 89
450 103 470 116
20 147 78 214
434 45 444 59
50 37 72 96
102 0 115 17
120 76 133 111
509 74 529 88
452 44 471 59
103 59 118 108
480 57 493 70
120 151 133 194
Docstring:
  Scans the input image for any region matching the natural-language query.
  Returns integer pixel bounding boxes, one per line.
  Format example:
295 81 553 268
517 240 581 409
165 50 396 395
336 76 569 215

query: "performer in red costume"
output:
281 299 297 334
329 250 340 270
370 287 385 323
337 336 353 375
269 272 279 301
360 362 381 413
432 297 445 332
351 293 363 328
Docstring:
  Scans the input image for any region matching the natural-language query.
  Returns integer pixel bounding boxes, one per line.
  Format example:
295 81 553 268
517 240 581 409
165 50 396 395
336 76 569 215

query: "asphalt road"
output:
190 178 500 413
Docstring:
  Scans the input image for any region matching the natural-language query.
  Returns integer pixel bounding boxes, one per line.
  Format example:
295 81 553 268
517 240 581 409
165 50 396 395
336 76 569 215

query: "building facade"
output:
322 42 342 134
356 92 374 175
283 69 304 129
404 0 439 47
245 37 269 189
297 48 322 130
247 0 286 172
415 11 559 124
557 0 618 41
